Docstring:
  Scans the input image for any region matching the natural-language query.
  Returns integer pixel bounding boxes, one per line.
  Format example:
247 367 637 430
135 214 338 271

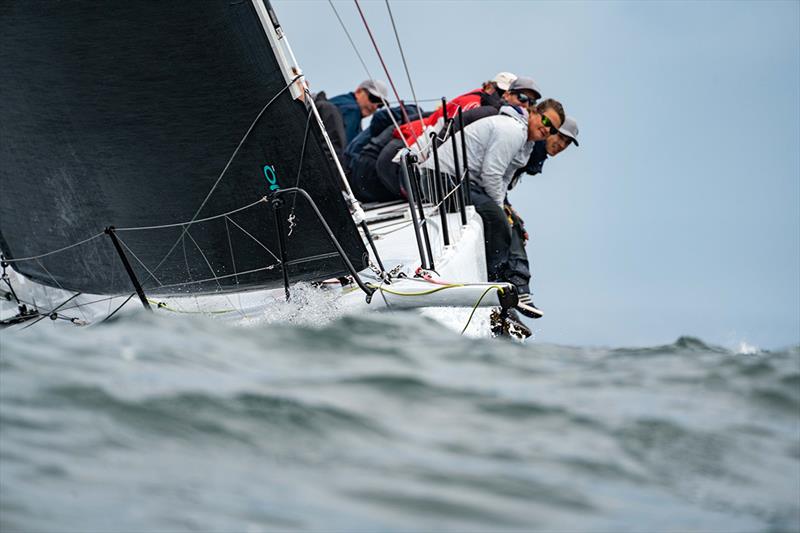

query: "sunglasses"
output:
541 114 559 135
367 92 385 107
512 91 537 105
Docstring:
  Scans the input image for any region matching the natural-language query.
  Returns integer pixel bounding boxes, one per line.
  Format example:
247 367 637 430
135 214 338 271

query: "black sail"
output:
0 1 368 295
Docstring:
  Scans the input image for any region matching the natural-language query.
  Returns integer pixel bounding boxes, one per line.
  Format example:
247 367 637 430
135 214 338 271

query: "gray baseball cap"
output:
357 79 389 101
508 76 542 101
557 116 579 146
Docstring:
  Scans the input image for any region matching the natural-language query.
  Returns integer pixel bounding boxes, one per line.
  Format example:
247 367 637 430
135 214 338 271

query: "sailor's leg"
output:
504 215 531 294
348 127 399 203
350 152 396 203
470 185 511 281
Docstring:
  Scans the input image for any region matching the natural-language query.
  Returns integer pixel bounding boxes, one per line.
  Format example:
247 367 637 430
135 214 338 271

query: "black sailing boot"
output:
515 293 543 319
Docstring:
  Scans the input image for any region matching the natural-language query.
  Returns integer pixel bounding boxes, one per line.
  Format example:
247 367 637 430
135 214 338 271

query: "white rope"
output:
20 292 82 330
28 259 89 320
150 263 279 292
34 258 64 291
2 197 268 269
107 256 117 316
184 228 246 318
116 234 163 287
289 110 314 217
224 217 239 286
58 293 134 313
2 232 105 263
225 216 281 263
180 233 201 311
115 197 268 232
371 220 413 238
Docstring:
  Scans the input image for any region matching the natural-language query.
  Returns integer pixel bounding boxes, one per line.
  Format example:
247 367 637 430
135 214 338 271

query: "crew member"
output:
505 116 580 318
328 80 390 145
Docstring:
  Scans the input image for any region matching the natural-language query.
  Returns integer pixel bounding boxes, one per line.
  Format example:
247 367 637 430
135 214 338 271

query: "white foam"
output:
735 340 761 355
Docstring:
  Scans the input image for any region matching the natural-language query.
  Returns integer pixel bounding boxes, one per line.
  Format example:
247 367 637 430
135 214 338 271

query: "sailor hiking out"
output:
414 97 564 318
504 116 580 317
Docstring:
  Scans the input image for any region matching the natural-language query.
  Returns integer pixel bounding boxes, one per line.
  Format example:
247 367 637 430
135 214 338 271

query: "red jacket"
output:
393 89 486 145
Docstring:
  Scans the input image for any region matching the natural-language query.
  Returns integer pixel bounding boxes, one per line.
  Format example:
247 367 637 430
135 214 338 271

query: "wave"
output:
1 315 798 532
38 384 387 442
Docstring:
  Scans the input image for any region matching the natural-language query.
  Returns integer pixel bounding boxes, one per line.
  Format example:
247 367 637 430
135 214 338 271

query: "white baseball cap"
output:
491 72 517 92
357 79 389 101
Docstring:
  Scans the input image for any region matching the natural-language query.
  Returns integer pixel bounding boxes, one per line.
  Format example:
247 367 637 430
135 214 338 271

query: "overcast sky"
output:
273 0 800 349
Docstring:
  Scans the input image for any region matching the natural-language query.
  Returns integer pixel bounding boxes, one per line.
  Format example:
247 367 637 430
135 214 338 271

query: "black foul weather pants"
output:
470 183 511 283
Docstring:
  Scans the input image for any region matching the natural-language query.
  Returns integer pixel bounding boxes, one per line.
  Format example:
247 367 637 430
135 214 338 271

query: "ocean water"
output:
1 312 798 532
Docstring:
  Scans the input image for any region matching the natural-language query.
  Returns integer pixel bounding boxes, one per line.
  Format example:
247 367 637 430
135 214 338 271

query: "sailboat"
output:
0 1 527 337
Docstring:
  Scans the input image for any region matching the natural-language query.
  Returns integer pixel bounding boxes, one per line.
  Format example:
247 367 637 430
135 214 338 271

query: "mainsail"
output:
0 1 368 295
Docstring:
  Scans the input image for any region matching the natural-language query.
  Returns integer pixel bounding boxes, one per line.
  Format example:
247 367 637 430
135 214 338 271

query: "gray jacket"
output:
423 106 532 206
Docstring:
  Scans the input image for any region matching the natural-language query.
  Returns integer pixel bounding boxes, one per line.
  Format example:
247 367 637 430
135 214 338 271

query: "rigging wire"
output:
223 217 239 287
327 0 373 85
289 106 315 226
115 197 268 232
142 264 279 293
101 293 136 323
384 0 426 134
20 292 82 330
0 232 105 263
225 216 281 263
183 228 246 318
116 235 163 288
327 0 410 149
352 0 409 124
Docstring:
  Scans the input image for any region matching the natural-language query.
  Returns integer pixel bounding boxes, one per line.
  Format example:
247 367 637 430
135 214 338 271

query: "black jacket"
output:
313 91 347 162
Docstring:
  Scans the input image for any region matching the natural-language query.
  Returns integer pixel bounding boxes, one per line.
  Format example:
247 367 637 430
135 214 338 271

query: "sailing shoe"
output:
515 294 544 319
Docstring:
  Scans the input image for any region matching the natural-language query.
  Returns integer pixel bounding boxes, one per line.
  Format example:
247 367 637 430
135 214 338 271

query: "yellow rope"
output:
368 283 465 296
367 282 506 334
461 286 502 335
147 281 507 334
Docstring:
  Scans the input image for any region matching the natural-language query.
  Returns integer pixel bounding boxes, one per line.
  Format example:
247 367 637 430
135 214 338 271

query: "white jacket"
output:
421 106 532 206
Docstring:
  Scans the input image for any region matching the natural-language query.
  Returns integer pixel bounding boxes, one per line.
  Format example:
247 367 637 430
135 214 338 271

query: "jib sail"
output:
0 1 368 295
